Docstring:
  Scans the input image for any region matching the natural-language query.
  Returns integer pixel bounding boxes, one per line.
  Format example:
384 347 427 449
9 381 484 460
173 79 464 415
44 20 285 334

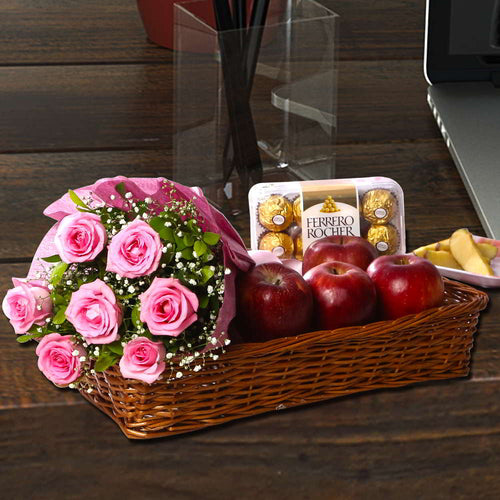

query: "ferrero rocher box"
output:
249 177 405 260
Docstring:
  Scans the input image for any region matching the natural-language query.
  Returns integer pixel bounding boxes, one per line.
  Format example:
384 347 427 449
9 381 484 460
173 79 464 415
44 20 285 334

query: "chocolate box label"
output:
301 182 359 250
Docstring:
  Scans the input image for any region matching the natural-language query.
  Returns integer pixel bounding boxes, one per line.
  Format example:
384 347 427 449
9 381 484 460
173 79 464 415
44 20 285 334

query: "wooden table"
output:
1 1 499 498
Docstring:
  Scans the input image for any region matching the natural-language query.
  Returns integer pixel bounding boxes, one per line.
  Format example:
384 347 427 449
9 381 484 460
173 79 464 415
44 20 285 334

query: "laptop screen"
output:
426 0 500 83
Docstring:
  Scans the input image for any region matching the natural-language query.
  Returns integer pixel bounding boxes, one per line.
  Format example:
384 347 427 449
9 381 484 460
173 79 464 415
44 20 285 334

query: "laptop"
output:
425 0 500 239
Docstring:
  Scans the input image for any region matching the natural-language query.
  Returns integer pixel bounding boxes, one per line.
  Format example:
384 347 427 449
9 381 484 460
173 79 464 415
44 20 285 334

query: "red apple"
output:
236 263 314 342
303 261 377 330
366 254 444 320
302 235 378 274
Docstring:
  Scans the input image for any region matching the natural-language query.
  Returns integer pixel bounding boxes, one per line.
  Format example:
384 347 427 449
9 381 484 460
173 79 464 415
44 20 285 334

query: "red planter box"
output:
136 0 216 50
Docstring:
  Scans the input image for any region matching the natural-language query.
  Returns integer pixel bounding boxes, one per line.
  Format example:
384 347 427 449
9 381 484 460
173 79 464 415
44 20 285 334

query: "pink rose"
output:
106 219 162 278
66 279 122 344
119 337 166 384
140 277 199 336
36 333 86 386
54 212 107 263
2 279 52 334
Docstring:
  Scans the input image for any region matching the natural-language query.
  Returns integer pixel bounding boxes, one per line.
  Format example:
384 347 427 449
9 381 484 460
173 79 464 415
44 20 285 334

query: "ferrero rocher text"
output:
305 215 356 238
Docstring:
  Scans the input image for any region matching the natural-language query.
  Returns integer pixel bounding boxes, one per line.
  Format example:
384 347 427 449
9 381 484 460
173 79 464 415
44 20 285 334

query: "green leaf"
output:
159 226 174 242
201 251 214 263
202 266 214 282
183 233 195 247
194 240 207 257
115 182 126 197
162 251 174 266
50 292 66 306
186 219 199 232
41 254 61 263
94 355 119 372
203 232 220 246
181 247 193 260
94 352 119 372
201 265 214 283
149 216 165 233
210 295 221 311
50 262 68 286
131 304 142 328
174 233 186 251
17 334 36 343
199 295 209 309
108 341 124 356
68 189 88 208
52 305 67 325
27 324 43 334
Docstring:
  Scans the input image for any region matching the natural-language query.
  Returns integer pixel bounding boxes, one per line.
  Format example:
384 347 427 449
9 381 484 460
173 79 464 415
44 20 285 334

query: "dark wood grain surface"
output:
0 1 499 498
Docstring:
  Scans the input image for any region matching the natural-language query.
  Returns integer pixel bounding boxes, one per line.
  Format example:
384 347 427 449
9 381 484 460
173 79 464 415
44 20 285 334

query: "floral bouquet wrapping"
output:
2 177 252 391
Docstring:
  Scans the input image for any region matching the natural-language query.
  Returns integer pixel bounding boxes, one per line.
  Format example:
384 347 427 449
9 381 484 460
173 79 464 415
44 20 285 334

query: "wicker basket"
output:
80 278 488 439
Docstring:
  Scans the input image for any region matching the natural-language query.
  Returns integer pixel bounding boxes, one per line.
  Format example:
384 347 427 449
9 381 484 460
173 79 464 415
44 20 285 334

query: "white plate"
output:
432 235 500 288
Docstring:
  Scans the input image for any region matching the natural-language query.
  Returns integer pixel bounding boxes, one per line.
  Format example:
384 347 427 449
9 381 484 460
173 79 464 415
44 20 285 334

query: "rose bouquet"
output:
2 177 252 391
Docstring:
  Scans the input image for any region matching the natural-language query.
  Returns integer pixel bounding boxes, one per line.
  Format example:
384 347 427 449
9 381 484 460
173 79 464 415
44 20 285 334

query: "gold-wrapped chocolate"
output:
259 232 294 259
294 233 303 261
293 196 302 226
258 195 293 232
361 189 397 224
367 224 399 255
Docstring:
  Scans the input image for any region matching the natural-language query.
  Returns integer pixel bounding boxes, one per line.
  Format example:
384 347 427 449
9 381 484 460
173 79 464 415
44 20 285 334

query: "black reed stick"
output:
213 0 262 190
245 0 270 89
222 0 270 187
232 0 247 55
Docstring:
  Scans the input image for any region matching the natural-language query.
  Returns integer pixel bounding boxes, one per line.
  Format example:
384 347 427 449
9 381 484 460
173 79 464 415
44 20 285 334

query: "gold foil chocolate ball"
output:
259 232 294 259
367 224 399 255
362 189 397 224
294 233 303 261
258 195 293 232
293 196 302 226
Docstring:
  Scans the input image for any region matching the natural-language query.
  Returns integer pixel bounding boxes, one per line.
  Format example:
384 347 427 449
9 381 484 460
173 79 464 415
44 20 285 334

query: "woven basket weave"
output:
80 278 488 439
